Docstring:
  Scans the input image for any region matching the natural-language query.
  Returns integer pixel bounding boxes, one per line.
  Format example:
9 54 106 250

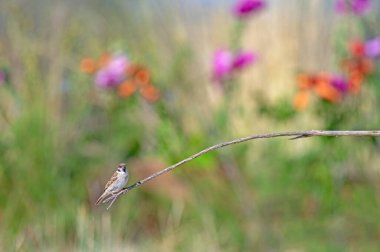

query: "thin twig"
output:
103 130 380 209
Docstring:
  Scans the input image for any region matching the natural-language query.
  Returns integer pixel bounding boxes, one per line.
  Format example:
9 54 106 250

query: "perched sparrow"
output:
96 163 129 205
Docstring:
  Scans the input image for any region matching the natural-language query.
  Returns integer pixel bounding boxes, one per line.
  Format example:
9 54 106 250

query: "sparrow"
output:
96 163 129 205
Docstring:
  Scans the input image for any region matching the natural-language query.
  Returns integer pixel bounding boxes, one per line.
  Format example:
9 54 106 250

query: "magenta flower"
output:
233 0 265 18
95 54 129 88
212 49 234 81
352 0 371 14
364 37 380 58
212 49 258 86
330 75 349 93
335 0 371 15
233 51 258 70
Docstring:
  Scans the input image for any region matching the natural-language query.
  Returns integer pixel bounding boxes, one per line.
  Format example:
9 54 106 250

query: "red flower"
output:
349 40 365 57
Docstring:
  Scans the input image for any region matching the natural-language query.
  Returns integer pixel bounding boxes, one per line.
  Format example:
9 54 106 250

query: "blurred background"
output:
1 0 380 251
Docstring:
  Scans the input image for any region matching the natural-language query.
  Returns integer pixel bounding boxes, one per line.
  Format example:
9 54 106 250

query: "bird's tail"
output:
96 190 109 205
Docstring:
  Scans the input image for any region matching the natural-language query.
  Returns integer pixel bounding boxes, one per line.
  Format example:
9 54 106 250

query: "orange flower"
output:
297 74 317 89
342 57 374 76
341 57 373 94
297 73 330 90
135 69 151 85
126 65 151 86
360 58 373 74
118 81 137 97
348 71 364 94
140 85 160 102
80 58 97 74
313 80 341 103
293 90 310 110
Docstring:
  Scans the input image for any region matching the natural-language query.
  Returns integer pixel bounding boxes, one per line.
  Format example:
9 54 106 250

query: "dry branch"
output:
101 130 380 209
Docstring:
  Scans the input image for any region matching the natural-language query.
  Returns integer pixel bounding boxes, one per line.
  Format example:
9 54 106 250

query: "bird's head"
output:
117 163 127 174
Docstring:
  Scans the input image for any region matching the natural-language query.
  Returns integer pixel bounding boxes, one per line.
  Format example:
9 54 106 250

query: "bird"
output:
96 163 129 205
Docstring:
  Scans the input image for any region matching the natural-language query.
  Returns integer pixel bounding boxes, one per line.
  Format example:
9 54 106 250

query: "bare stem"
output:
102 130 380 209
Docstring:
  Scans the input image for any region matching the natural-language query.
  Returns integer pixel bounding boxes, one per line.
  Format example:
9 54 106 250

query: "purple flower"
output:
364 37 380 58
232 51 258 70
233 0 265 18
95 54 129 88
212 49 234 81
330 75 349 93
335 0 371 15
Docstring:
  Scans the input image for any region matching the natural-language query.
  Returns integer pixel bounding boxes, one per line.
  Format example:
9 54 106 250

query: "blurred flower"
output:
212 49 258 83
95 69 119 88
81 53 160 102
297 73 327 90
349 40 365 57
117 64 160 102
330 75 349 93
212 49 234 81
348 72 363 93
352 0 372 15
232 51 258 70
335 0 371 15
311 75 342 103
118 81 137 97
346 61 372 93
364 37 380 58
135 68 151 86
140 85 160 102
342 57 374 75
341 57 373 93
294 73 348 110
80 58 97 74
293 90 310 111
233 0 265 18
94 54 129 88
295 1 376 111
314 80 341 103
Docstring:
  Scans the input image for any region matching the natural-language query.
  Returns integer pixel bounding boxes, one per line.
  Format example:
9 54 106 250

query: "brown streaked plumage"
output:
96 163 129 205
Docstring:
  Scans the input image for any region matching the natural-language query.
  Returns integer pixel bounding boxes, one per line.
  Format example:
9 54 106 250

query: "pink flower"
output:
212 49 258 84
233 0 265 18
232 51 258 70
212 49 234 81
95 54 129 88
364 37 380 58
335 0 371 15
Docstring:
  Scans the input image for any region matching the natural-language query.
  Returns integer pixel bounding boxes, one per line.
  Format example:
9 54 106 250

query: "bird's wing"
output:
105 172 118 190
